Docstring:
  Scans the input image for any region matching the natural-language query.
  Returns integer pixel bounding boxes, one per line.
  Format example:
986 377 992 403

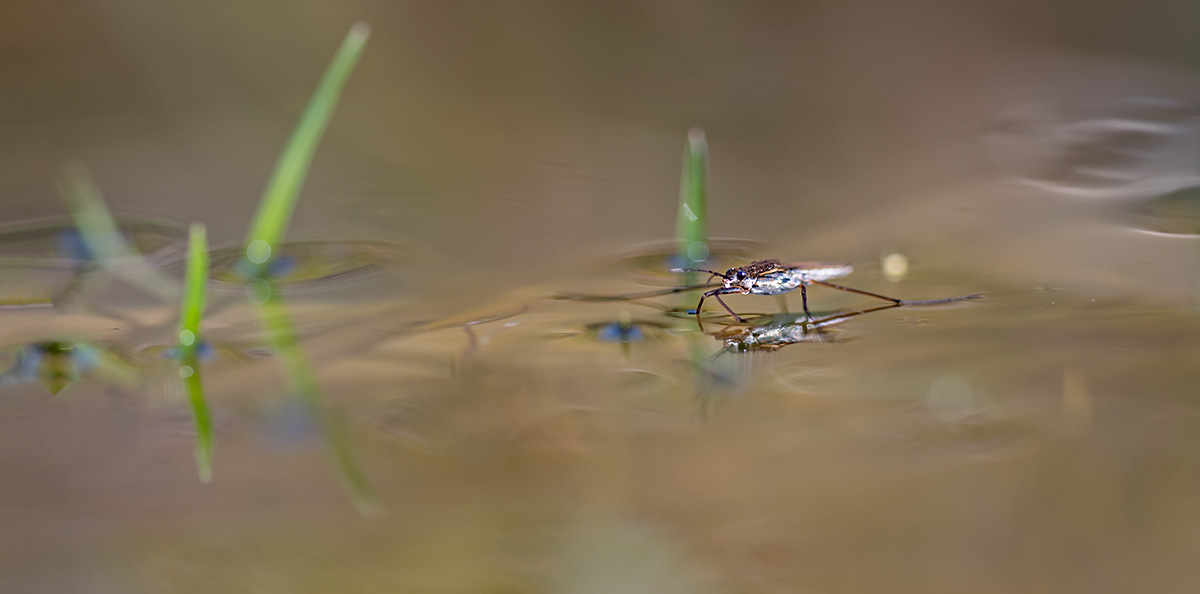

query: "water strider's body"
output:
710 259 853 296
673 259 981 323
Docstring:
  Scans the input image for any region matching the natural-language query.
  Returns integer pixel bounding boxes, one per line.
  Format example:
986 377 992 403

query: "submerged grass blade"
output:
258 286 380 515
243 22 371 271
179 223 213 482
56 163 177 301
675 128 709 268
181 352 212 482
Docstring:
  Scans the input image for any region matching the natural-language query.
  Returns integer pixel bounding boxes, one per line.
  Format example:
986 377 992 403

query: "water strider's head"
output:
669 265 755 293
721 267 755 292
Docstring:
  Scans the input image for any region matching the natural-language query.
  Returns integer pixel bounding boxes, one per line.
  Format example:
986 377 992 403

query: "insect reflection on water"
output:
712 303 899 354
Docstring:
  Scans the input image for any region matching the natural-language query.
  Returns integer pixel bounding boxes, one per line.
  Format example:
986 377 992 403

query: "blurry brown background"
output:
7 1 1199 268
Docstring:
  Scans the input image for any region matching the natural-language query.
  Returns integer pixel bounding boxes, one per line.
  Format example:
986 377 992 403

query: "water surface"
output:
5 2 1200 593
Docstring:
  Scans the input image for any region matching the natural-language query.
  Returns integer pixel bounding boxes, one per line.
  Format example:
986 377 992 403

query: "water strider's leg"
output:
809 279 903 304
809 279 982 306
691 288 747 322
800 284 812 321
692 291 709 316
556 283 717 302
712 292 748 323
805 302 903 327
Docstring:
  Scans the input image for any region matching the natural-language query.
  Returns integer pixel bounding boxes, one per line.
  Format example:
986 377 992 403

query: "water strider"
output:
672 259 982 323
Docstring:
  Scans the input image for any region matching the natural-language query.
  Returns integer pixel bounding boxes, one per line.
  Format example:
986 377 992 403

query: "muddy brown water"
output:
6 3 1200 593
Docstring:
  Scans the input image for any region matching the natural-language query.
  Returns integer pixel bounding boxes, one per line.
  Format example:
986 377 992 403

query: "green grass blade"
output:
675 128 709 268
243 22 371 271
56 163 177 301
673 128 711 316
258 285 380 515
242 21 379 514
178 223 213 482
58 163 138 263
179 223 209 343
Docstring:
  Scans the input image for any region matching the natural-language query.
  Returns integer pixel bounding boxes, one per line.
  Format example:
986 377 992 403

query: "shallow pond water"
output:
7 2 1200 593
4 202 1200 593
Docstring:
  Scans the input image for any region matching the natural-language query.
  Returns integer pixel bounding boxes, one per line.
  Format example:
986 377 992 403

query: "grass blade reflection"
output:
240 23 379 514
258 285 380 515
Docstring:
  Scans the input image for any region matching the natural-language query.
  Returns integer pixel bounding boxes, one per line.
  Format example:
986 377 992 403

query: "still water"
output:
5 2 1200 593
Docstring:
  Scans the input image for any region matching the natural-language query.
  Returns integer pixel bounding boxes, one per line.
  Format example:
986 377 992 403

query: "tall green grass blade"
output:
178 223 213 482
56 163 177 301
239 22 378 512
258 285 380 515
675 128 709 268
244 21 379 514
179 223 209 344
673 128 711 317
243 23 371 273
